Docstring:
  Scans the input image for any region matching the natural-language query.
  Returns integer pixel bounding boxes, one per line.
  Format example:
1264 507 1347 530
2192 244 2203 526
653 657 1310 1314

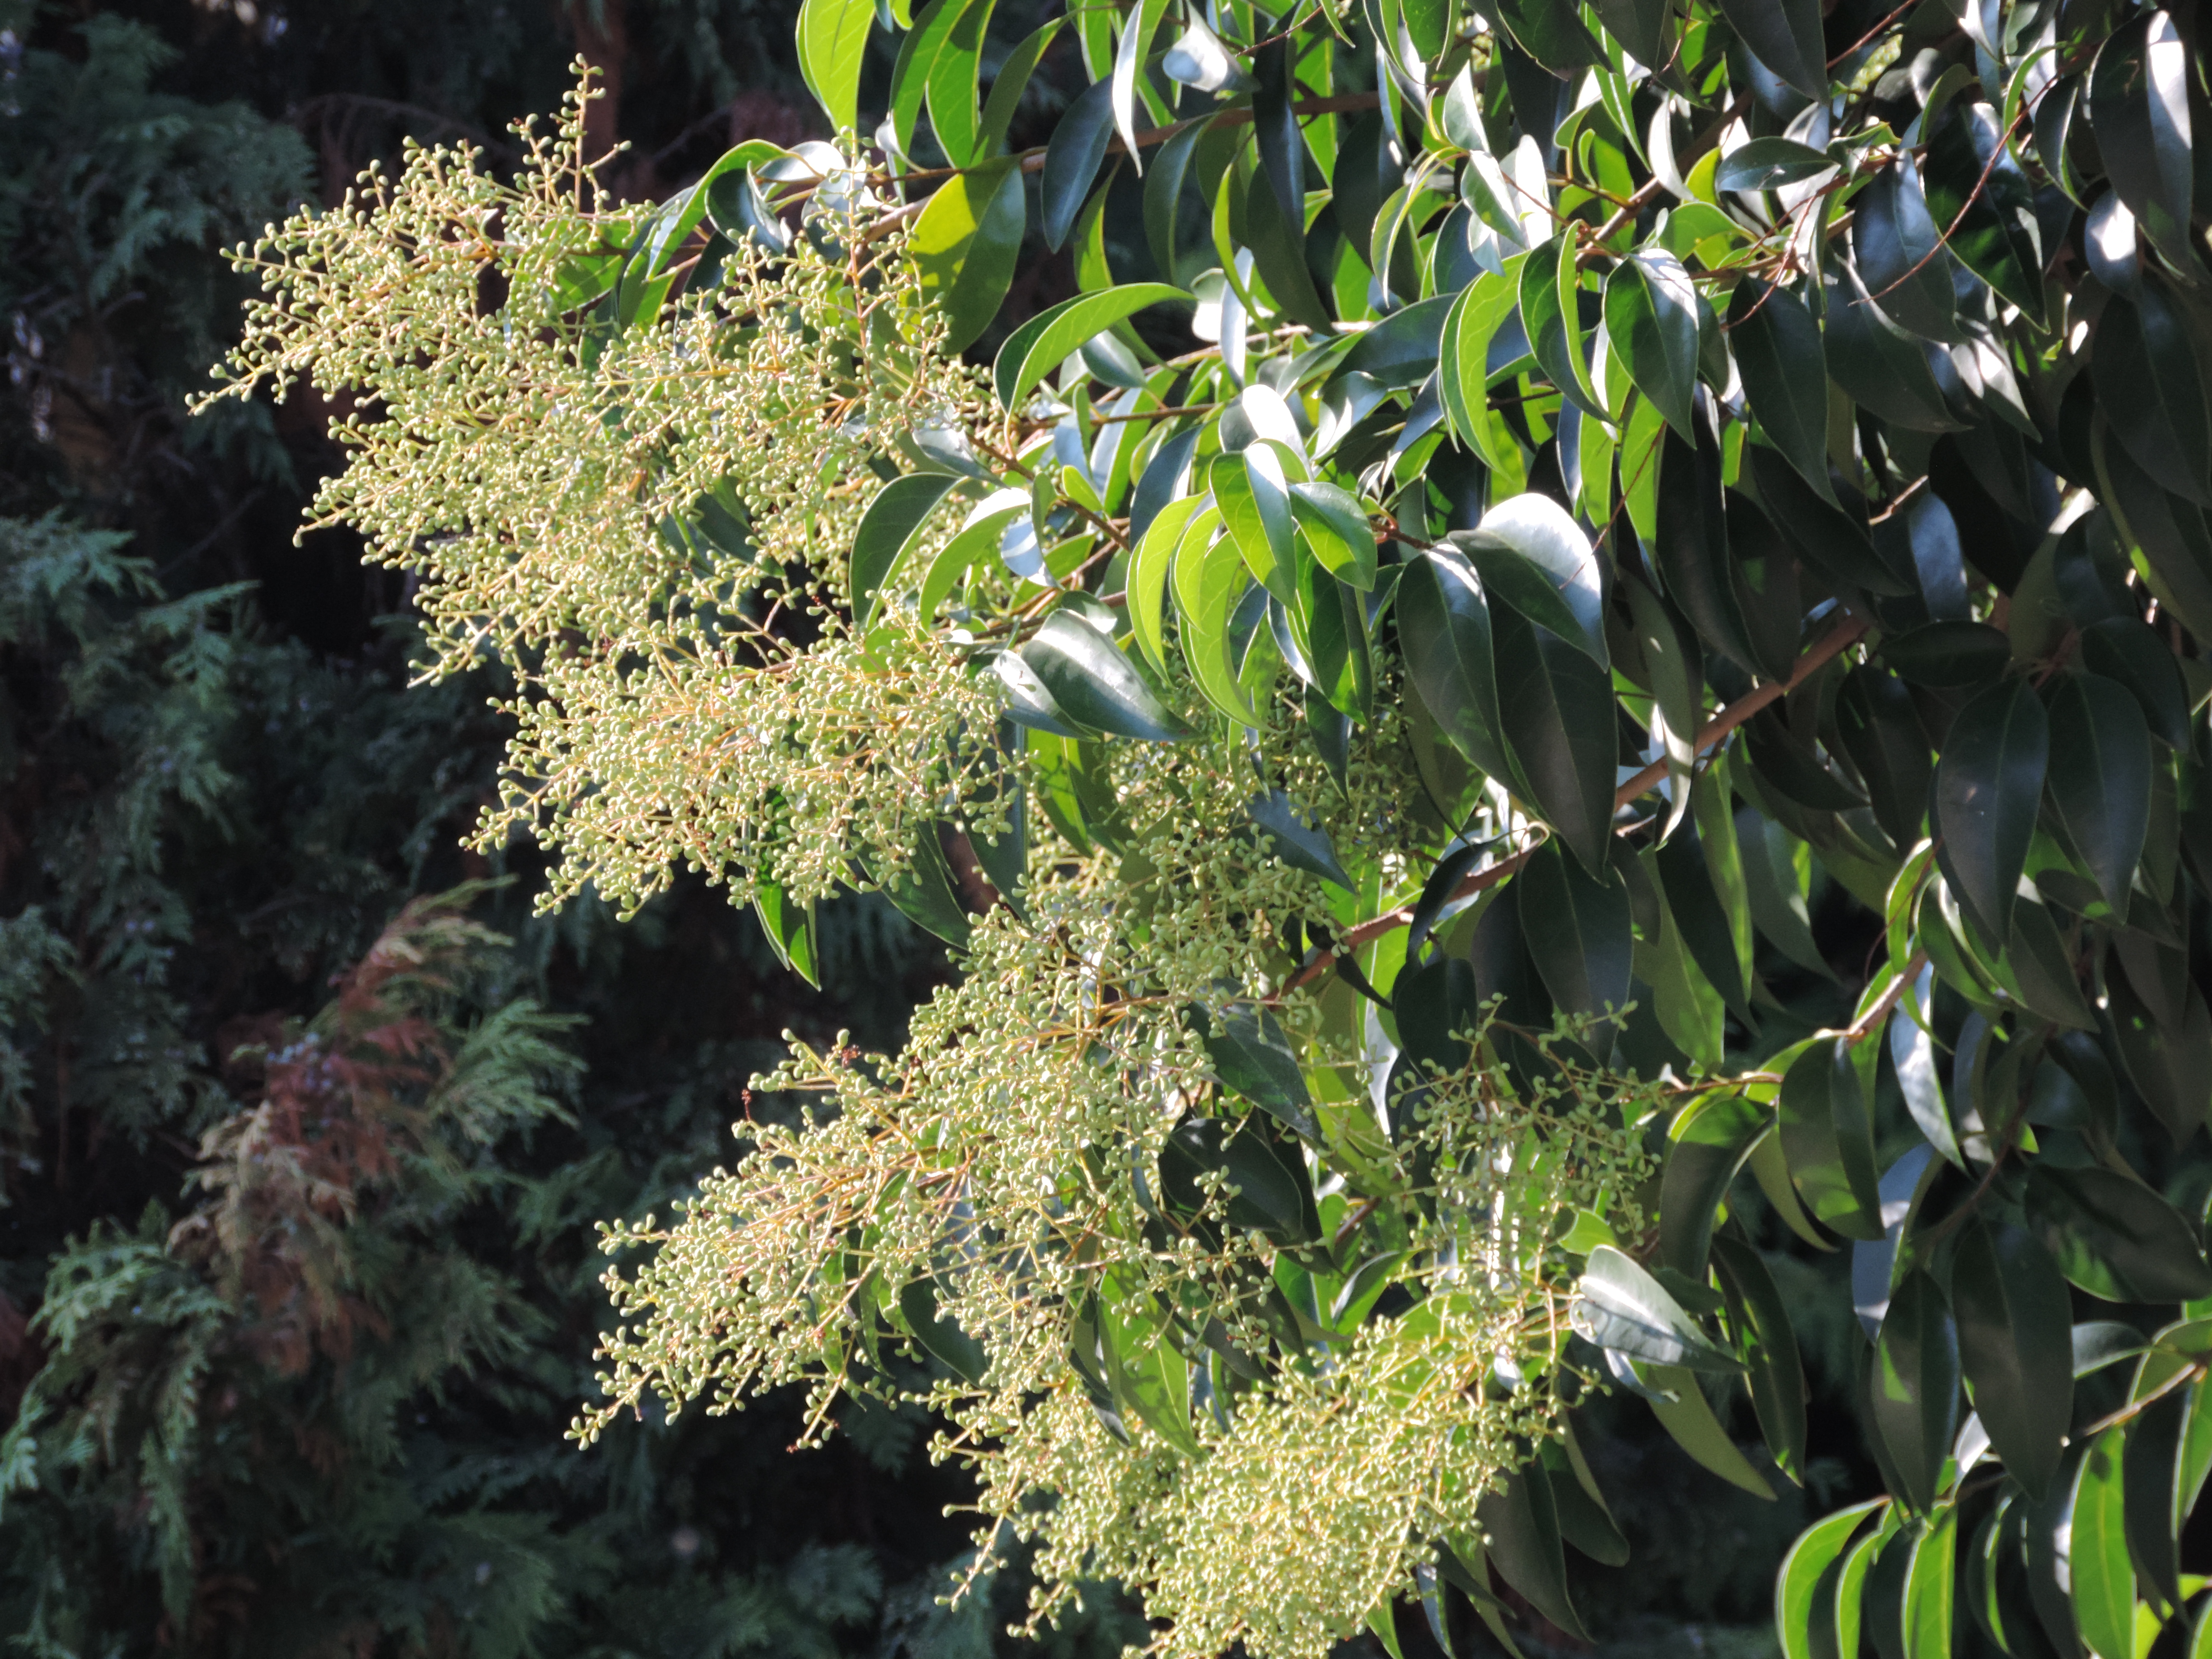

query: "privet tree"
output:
216 0 2212 1651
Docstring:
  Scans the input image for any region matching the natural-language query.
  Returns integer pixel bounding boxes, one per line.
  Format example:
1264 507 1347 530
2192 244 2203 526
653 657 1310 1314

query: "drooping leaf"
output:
1775 1501 1890 1659
1397 547 1512 783
1190 1001 1320 1142
2089 12 2198 268
2044 671 2151 911
1518 838 1631 1020
1604 250 1700 440
2068 1424 2134 1659
1711 1234 1809 1484
797 0 873 134
1869 1270 1960 1514
912 159 1027 352
1491 599 1618 876
1478 1462 1591 1642
1932 677 2048 947
2095 280 2212 507
1728 277 1835 507
1659 1091 1769 1279
1247 789 1355 890
1710 0 1826 99
852 472 961 629
1952 1219 2072 1502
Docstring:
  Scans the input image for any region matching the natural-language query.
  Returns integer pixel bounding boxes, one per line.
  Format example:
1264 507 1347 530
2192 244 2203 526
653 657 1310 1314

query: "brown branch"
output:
1281 609 1871 994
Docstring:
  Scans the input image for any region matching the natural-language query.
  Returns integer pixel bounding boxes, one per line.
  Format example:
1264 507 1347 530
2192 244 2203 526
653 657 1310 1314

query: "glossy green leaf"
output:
1605 250 1700 441
1247 789 1354 890
1654 408 1761 676
1442 267 1526 455
2096 280 2212 508
1922 98 2046 323
1339 295 1455 389
924 0 993 165
1288 482 1377 590
1660 1091 1767 1279
878 820 973 947
1397 547 1512 783
2090 13 2197 268
1491 595 1618 876
912 159 1026 352
1728 277 1836 507
1451 492 1607 666
1021 611 1190 743
1173 520 1260 725
1215 448 1297 600
1572 1245 1744 1373
1870 1271 1960 1514
852 472 960 630
2046 671 2152 911
1932 677 2048 947
2069 1424 2134 1659
1775 1500 1889 1659
797 0 873 134
1952 1219 2071 1501
2106 959 2212 1145
2121 1382 2189 1617
995 285 1187 410
1853 158 1959 344
1128 497 1208 676
1712 1234 1809 1485
1716 139 1837 193
1520 236 1602 419
2026 1164 2212 1303
1711 0 1826 99
1778 1040 1884 1241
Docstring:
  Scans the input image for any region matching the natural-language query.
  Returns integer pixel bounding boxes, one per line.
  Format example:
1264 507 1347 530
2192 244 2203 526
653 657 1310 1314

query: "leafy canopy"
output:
216 1 2212 1656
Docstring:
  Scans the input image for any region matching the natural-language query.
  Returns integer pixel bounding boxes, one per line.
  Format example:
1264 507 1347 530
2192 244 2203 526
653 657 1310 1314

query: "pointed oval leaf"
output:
1933 677 2048 946
1729 276 1836 507
1953 1219 2072 1502
1021 611 1190 742
1572 1245 1744 1372
1518 837 1632 1020
1660 1091 1770 1279
852 472 961 629
1870 1270 1961 1513
2046 671 2151 911
1397 548 1512 783
797 0 873 133
1247 789 1354 890
1491 600 1618 875
995 284 1188 409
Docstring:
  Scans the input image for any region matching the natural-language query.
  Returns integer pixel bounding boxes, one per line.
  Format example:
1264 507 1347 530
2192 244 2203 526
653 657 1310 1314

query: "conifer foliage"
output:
219 0 2212 1655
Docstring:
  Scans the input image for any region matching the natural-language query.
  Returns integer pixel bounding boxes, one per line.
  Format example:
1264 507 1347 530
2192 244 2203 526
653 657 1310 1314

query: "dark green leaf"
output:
1397 547 1513 783
1753 449 1911 595
1040 80 1118 252
2078 617 2191 749
1605 250 1700 441
1729 277 1836 507
2089 14 2197 267
1654 820 1754 1017
1880 620 2012 689
1338 295 1454 389
1778 1040 1884 1240
2027 1164 2212 1303
852 472 960 629
1491 0 1600 73
1654 405 1762 675
1478 1462 1591 1641
1143 118 1205 281
1932 677 2048 946
1244 148 1335 333
1712 1235 1809 1484
2095 281 2212 507
1191 1001 1320 1142
1660 1090 1767 1277
1021 611 1190 742
1869 1270 1960 1513
975 19 1060 157
1448 492 1607 665
1923 99 2046 323
1836 666 1931 852
1952 1219 2071 1501
1547 1458 1629 1566
1518 838 1631 1019
1247 789 1354 889
1710 0 1826 99
2106 958 2212 1145
2045 671 2151 910
1716 139 1837 193
1852 159 1959 343
1823 264 1965 433
1492 598 1617 876
1394 955 1479 1082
